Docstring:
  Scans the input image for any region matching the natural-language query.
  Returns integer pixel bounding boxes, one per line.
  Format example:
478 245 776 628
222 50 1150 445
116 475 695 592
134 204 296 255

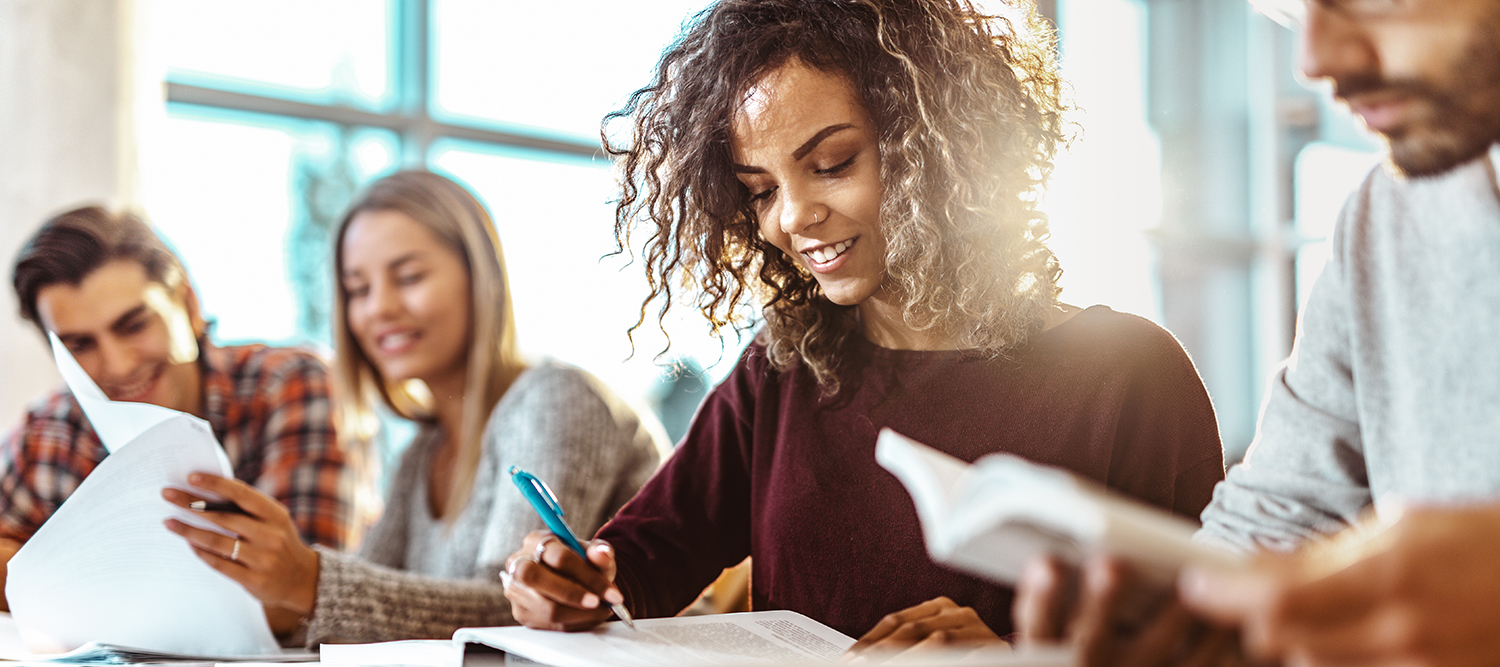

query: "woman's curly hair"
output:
607 0 1067 393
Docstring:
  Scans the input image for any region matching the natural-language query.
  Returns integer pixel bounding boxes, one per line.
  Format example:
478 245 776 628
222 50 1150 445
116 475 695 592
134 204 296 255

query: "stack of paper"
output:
3 335 279 656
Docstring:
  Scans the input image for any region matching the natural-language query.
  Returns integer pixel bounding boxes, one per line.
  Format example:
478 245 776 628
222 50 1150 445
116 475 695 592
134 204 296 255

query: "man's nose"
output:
1298 6 1377 84
97 338 137 382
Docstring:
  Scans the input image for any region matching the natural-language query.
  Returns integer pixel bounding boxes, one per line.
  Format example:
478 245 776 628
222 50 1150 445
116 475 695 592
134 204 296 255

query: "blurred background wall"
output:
0 0 1382 467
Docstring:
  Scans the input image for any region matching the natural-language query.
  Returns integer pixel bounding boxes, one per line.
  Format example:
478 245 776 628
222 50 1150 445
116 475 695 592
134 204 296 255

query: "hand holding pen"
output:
501 466 635 631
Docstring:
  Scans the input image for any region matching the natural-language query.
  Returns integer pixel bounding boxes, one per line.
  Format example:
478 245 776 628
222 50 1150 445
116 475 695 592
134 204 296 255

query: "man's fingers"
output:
1179 627 1239 667
1069 556 1130 667
1178 565 1278 627
1117 601 1193 667
1014 556 1071 642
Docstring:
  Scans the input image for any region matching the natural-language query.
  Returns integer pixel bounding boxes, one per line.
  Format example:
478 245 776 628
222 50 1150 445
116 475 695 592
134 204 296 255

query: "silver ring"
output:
229 539 242 563
532 535 555 564
500 558 520 587
812 210 821 224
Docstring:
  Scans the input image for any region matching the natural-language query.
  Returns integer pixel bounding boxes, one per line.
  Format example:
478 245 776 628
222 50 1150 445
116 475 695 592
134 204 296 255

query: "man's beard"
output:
1332 10 1500 178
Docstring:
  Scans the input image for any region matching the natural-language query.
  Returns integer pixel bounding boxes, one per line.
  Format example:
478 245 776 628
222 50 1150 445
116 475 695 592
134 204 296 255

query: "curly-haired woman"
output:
502 0 1224 652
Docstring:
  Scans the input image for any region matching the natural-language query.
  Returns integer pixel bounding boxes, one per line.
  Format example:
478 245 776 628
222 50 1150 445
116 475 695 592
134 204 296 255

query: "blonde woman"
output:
502 0 1224 654
164 171 665 644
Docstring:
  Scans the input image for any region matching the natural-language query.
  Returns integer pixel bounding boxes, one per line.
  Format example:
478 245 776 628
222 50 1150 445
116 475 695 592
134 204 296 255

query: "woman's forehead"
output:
732 63 865 138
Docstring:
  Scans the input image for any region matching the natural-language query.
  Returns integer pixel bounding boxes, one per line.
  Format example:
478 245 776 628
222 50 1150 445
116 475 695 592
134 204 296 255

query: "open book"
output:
875 429 1243 587
452 611 853 667
443 611 1072 667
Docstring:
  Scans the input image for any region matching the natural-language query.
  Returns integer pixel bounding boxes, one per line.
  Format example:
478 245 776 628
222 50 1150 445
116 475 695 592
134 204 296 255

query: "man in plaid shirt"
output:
0 206 357 616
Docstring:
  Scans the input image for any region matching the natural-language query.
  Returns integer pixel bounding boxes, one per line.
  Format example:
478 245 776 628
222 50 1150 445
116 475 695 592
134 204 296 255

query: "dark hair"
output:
608 0 1067 392
12 206 188 328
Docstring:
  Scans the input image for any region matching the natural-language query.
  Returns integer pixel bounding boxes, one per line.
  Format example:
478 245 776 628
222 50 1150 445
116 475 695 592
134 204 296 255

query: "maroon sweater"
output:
598 306 1224 638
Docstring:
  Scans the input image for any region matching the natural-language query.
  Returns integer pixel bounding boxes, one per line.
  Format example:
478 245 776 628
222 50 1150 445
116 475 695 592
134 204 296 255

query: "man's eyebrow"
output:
108 305 151 332
792 123 855 160
54 332 92 347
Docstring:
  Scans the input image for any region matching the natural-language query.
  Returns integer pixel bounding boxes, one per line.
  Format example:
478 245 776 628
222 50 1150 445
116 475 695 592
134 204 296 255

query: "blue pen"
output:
509 465 636 629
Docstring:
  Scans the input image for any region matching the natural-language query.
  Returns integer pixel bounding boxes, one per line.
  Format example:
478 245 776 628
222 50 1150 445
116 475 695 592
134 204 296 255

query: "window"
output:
146 0 1171 450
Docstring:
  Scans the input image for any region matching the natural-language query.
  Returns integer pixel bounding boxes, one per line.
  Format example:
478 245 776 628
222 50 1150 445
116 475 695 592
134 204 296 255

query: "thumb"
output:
587 539 624 606
1177 564 1274 626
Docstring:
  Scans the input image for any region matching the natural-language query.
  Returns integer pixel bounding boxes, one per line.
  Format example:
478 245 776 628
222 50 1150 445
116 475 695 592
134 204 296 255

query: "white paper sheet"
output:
46 333 184 455
4 338 279 656
318 640 462 667
454 611 855 667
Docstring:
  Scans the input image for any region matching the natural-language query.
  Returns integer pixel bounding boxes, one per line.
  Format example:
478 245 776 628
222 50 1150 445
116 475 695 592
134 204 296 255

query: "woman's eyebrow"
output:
792 123 855 160
732 123 858 173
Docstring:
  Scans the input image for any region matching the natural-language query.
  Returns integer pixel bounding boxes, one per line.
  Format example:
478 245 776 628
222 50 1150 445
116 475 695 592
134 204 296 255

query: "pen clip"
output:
509 465 566 518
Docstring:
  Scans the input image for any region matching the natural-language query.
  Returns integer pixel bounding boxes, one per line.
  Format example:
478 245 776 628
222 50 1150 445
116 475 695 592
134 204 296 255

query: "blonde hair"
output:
608 0 1066 394
332 170 525 518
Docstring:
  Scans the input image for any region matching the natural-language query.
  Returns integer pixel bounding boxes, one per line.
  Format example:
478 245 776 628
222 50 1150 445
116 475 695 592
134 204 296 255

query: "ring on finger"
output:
229 539 242 563
532 535 556 564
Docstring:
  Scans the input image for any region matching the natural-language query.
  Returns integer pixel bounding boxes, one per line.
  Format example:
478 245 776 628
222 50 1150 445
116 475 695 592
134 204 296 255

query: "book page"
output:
454 611 855 667
877 427 1246 588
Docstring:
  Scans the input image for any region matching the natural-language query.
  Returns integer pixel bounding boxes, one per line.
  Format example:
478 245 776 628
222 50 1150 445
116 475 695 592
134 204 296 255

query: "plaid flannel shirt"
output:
0 342 354 549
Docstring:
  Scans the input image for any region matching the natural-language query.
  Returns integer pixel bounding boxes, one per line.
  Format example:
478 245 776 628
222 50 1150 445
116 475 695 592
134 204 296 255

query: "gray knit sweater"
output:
305 362 664 644
1198 145 1500 553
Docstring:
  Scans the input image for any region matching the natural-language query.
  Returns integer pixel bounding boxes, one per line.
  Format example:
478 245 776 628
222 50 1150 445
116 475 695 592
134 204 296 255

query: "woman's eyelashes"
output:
743 154 860 204
814 153 858 176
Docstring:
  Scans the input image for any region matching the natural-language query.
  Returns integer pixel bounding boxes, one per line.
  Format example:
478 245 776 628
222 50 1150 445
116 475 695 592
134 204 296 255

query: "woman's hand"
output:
1015 554 1239 667
502 530 623 632
843 596 1003 661
161 473 319 616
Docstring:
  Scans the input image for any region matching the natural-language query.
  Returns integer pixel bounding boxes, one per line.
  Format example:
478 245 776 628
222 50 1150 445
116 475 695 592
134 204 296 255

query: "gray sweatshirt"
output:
305 362 664 644
1198 145 1500 553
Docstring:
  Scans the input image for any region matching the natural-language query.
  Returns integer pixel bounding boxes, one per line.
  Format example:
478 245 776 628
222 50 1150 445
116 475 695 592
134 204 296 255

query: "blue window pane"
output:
144 106 398 346
432 0 711 142
156 0 393 110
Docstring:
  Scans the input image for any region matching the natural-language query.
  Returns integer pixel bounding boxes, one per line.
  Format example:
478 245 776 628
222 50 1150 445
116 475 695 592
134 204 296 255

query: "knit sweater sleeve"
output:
1196 172 1378 554
303 364 662 645
307 545 514 643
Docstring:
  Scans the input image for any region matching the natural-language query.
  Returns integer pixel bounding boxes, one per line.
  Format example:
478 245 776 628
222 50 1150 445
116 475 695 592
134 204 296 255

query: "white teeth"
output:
380 332 416 350
807 240 854 265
